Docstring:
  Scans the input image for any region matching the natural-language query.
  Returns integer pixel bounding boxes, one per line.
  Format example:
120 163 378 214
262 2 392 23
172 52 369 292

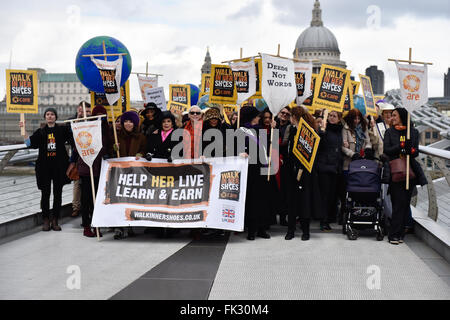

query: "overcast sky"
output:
0 0 449 101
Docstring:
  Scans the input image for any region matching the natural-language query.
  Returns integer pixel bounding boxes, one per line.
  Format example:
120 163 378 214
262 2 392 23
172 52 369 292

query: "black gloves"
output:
145 153 153 162
364 148 375 160
351 153 362 161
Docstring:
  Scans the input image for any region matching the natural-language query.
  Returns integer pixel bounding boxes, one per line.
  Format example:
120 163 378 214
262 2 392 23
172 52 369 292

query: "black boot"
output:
285 231 295 240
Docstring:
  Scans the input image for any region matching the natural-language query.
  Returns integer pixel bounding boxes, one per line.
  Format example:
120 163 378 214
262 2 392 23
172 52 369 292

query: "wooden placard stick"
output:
297 168 303 182
131 61 164 77
20 114 25 136
322 109 329 131
267 114 275 182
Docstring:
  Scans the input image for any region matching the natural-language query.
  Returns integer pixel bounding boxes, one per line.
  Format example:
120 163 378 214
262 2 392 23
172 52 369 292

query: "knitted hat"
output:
121 111 140 129
92 105 107 116
203 107 221 122
240 106 260 126
43 107 58 120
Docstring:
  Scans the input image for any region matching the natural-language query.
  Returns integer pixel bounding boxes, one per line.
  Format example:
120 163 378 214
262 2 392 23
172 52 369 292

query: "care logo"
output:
403 74 420 92
76 131 93 149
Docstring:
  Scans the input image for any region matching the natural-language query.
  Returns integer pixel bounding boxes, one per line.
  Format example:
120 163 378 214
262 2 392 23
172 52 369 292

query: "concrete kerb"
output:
0 204 73 241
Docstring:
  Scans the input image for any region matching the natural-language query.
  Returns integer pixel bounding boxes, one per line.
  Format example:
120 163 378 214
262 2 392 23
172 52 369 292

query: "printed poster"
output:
6 69 39 114
90 55 123 106
200 74 211 97
312 64 351 113
167 101 189 118
71 120 103 168
261 54 297 116
395 61 428 113
293 117 320 173
359 74 377 117
229 59 256 104
169 84 190 106
137 75 158 101
294 62 313 106
209 64 238 104
144 87 167 111
302 74 318 113
90 80 130 122
91 157 249 232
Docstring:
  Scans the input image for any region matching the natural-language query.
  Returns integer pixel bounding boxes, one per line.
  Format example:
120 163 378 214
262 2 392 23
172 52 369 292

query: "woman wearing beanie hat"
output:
110 111 147 240
20 107 73 232
115 111 147 159
383 107 427 245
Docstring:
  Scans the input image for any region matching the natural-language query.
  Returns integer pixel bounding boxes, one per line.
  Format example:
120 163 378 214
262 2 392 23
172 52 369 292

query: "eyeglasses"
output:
190 112 202 115
280 112 290 116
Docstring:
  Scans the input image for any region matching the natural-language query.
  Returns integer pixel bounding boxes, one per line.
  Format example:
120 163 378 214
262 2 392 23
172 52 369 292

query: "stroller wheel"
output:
347 229 358 240
376 233 384 241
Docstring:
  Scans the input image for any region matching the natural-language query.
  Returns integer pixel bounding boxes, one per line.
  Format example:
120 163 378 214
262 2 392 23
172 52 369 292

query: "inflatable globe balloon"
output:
353 95 366 116
254 98 268 112
186 83 199 106
75 36 132 93
197 94 222 110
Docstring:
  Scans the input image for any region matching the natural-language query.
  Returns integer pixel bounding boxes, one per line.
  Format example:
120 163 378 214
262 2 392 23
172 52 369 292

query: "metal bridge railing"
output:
413 145 450 222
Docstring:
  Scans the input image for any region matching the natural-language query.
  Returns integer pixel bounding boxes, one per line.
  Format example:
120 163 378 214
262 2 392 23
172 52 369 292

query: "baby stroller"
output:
343 159 385 241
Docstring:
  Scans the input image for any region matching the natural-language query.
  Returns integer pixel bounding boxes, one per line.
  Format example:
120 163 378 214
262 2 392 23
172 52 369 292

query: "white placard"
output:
144 87 167 111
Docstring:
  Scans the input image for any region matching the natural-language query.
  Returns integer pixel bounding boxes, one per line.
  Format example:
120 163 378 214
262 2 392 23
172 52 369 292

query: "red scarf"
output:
183 120 203 159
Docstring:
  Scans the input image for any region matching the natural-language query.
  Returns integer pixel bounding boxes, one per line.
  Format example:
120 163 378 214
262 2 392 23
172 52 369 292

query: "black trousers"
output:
286 181 310 235
245 169 270 235
80 176 99 228
318 172 338 223
389 181 413 240
40 174 63 219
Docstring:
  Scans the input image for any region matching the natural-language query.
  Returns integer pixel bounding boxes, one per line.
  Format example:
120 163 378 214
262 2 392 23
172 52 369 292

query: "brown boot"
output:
51 218 62 231
42 217 51 232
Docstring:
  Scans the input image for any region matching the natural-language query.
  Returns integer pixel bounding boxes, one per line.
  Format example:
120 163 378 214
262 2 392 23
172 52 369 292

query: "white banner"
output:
261 54 297 115
90 55 123 106
229 59 256 104
92 157 249 232
144 87 167 111
294 61 312 105
395 61 428 112
138 75 159 101
71 120 103 168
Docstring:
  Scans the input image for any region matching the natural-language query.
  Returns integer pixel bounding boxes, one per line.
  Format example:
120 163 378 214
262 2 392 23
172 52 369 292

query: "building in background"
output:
445 68 450 97
365 65 385 95
293 0 346 74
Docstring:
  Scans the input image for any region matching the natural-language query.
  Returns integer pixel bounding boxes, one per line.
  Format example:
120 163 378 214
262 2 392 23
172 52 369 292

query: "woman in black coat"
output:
22 108 73 231
383 107 426 245
239 106 272 240
316 111 343 231
285 106 324 241
147 111 179 160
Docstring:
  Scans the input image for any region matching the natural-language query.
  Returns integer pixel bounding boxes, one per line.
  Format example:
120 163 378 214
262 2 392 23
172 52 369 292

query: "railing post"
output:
419 158 438 221
0 150 18 174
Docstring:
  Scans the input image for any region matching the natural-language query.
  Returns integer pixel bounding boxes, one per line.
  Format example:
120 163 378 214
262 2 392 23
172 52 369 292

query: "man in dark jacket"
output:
21 107 73 231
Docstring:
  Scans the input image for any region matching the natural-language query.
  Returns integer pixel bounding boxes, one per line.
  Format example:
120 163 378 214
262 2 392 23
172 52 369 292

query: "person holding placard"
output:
383 108 426 245
74 105 112 238
285 106 323 241
20 108 73 232
316 111 344 231
239 106 271 241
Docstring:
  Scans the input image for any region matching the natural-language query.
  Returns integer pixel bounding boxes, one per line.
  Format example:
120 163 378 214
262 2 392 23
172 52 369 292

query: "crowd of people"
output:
20 99 427 245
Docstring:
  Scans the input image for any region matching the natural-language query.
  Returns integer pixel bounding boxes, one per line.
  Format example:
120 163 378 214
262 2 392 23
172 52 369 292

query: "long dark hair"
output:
291 106 318 131
343 108 367 131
